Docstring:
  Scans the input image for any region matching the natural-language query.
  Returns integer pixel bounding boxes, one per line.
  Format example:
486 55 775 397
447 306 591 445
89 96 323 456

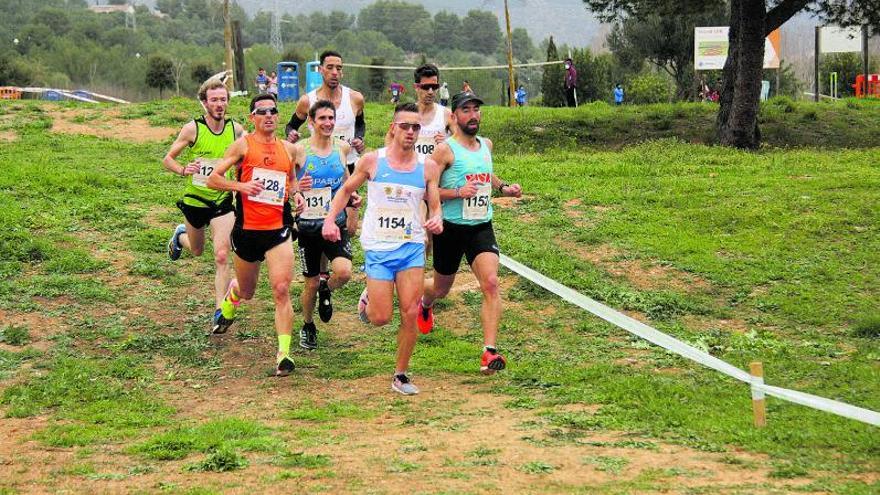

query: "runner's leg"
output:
394 267 424 374
181 219 205 256
470 252 501 348
209 212 234 309
301 276 319 324
328 256 352 290
264 238 295 342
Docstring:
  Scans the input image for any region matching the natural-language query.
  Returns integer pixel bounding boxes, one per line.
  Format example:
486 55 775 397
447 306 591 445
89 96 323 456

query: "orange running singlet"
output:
235 135 293 230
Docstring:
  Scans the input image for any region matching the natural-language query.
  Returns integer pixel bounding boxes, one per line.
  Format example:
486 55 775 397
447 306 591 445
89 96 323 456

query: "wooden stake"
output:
223 0 234 91
750 362 766 427
503 0 516 107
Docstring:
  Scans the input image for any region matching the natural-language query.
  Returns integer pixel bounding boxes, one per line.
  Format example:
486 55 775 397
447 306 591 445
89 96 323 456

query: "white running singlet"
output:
307 85 359 164
414 103 447 161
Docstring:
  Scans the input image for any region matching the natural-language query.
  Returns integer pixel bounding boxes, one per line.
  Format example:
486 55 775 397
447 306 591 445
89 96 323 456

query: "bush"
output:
627 73 672 104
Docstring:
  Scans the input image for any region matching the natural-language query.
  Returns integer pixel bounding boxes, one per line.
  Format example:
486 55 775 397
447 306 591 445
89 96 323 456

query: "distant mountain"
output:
236 0 602 47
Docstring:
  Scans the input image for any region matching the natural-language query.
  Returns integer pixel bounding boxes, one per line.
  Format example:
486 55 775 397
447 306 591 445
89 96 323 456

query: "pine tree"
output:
541 36 565 107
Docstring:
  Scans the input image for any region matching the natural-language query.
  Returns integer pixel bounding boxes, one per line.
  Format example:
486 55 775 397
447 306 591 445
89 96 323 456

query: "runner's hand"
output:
238 180 264 197
298 171 312 191
286 130 300 143
350 137 365 154
425 214 443 235
183 162 200 176
503 183 522 198
322 221 341 242
293 192 305 215
349 192 363 208
433 132 445 145
458 181 479 198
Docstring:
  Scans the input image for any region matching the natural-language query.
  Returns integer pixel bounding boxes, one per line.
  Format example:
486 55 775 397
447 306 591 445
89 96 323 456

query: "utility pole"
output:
270 0 283 54
503 0 516 107
223 0 234 90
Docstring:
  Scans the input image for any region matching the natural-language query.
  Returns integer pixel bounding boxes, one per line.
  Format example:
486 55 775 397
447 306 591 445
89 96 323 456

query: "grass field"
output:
0 98 877 494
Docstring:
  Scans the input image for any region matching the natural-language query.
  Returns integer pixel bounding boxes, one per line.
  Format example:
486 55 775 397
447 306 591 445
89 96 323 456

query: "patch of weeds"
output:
583 455 630 474
544 410 603 430
852 316 880 339
461 290 481 307
235 327 262 341
284 399 375 423
0 325 30 346
0 348 39 379
272 451 331 469
185 447 249 472
398 439 427 453
387 458 421 473
131 417 280 461
768 462 809 479
585 440 658 451
265 471 303 481
718 454 757 468
519 461 556 474
467 446 501 466
55 463 97 477
504 396 539 410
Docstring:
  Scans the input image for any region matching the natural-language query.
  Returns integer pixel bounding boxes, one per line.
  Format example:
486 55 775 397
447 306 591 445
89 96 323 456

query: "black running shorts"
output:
230 226 293 263
176 196 233 230
297 229 352 277
432 220 499 276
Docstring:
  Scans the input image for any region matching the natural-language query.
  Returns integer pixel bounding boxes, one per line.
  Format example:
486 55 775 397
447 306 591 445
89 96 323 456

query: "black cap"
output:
451 91 484 111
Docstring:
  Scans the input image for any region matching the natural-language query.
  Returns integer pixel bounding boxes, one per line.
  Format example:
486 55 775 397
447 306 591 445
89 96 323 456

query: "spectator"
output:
255 67 268 93
268 71 278 96
613 84 624 105
515 85 527 106
564 58 577 107
439 82 450 106
389 81 404 103
462 80 472 93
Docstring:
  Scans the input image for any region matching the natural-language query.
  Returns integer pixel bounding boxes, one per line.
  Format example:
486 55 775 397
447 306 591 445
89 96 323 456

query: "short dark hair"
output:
393 102 418 116
309 99 336 120
320 50 342 65
249 93 276 112
413 63 439 83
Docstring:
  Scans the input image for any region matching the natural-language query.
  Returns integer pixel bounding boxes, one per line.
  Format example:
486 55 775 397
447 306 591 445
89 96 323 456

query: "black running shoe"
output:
317 278 333 323
299 321 318 350
276 354 295 377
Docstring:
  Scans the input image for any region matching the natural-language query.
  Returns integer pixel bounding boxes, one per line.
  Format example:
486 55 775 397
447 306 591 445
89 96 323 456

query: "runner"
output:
206 93 306 377
285 50 365 239
293 100 359 350
163 78 245 331
412 64 455 257
389 81 405 103
322 103 443 395
417 92 523 375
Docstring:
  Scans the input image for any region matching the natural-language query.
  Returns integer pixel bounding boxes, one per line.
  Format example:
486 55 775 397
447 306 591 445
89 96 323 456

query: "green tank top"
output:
181 117 236 208
440 136 494 225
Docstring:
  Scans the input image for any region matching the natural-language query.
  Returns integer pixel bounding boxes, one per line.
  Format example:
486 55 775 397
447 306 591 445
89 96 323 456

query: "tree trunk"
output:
717 0 766 149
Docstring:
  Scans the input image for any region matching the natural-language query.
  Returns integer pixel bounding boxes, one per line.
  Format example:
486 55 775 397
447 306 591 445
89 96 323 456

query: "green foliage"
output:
627 73 673 104
541 36 565 107
0 325 29 346
821 52 879 98
185 448 249 472
145 55 174 97
461 10 503 56
357 1 432 53
132 418 280 461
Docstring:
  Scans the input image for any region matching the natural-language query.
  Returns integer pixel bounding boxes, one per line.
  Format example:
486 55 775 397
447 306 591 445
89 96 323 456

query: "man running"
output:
417 92 523 375
322 103 443 395
293 100 357 350
206 93 306 377
285 50 365 239
163 78 245 331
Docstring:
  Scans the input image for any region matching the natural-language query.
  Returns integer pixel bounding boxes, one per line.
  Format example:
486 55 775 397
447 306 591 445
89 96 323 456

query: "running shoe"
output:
357 288 369 324
167 224 186 261
416 300 434 334
391 373 419 395
212 280 240 334
299 321 318 350
317 278 333 323
276 353 295 377
480 347 507 375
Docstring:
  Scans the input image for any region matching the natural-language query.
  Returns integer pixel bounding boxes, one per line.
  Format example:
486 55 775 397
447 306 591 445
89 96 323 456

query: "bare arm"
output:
429 143 469 201
423 157 444 235
232 121 247 139
206 137 252 193
162 121 198 176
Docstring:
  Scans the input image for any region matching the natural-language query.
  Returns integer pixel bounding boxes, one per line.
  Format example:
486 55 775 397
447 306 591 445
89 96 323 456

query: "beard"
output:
460 121 480 136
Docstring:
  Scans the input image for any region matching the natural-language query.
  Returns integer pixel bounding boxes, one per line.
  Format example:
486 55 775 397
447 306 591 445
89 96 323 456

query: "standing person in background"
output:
268 71 279 97
613 84 624 105
462 80 472 93
255 68 269 93
564 58 578 107
389 81 405 103
439 82 450 107
515 85 527 107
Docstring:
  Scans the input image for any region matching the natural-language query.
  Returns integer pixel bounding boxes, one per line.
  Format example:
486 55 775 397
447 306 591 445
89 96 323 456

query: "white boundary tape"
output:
499 254 880 427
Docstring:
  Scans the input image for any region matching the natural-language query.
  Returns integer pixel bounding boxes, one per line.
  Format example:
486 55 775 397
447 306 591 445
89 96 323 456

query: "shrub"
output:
627 73 672 104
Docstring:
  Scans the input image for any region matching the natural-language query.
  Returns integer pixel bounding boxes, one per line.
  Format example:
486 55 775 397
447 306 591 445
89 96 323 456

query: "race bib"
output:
375 206 413 242
462 183 492 220
249 167 287 205
415 136 435 158
192 158 219 187
301 187 332 220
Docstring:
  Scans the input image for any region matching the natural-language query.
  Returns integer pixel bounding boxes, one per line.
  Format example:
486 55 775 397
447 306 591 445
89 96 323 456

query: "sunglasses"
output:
251 107 279 116
417 83 440 91
394 122 422 132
